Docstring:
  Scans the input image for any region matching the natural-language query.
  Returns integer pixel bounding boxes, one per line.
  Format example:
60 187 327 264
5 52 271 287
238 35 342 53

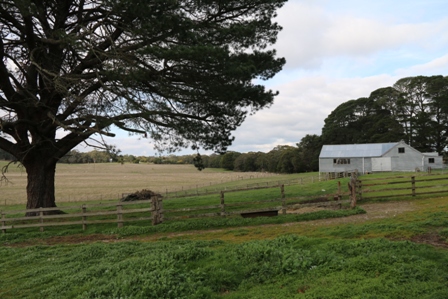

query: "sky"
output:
93 0 448 157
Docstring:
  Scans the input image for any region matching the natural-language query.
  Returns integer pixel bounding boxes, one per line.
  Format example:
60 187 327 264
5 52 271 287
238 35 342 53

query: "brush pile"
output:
121 189 162 202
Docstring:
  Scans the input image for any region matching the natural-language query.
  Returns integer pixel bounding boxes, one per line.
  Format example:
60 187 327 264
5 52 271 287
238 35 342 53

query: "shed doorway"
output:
372 157 392 171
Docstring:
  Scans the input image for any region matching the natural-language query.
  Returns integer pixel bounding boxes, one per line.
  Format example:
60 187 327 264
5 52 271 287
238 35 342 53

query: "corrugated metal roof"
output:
319 143 398 158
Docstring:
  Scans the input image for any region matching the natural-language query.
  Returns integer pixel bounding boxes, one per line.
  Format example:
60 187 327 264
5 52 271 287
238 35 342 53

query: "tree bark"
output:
24 157 59 216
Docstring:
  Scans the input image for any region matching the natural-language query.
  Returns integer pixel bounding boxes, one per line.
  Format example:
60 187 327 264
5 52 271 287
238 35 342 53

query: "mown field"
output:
0 161 288 205
1 166 448 298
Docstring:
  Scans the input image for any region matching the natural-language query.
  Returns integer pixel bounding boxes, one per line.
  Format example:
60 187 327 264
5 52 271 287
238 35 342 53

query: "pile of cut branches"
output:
121 189 162 202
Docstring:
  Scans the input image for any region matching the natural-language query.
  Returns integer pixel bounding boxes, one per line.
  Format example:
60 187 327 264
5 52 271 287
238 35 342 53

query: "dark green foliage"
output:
321 97 406 145
0 148 14 160
220 151 242 170
322 75 448 155
0 0 286 209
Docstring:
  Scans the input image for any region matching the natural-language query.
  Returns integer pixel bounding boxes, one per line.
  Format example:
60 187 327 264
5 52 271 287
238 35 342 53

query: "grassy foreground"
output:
1 170 448 298
1 236 448 298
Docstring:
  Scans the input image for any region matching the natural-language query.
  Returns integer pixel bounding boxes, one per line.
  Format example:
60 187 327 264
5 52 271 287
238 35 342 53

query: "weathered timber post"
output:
151 197 157 225
158 197 164 223
1 211 5 233
281 184 286 215
82 204 87 231
357 179 362 201
117 204 123 228
337 181 342 200
220 191 226 216
411 176 416 196
39 207 44 232
151 196 163 225
349 176 357 208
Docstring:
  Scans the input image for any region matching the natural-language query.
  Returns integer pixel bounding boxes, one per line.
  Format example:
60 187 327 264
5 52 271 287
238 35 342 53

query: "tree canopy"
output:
321 75 448 154
0 0 286 211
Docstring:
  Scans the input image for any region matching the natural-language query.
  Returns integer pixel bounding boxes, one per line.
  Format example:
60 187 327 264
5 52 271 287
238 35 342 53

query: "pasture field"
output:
1 170 448 298
0 161 290 205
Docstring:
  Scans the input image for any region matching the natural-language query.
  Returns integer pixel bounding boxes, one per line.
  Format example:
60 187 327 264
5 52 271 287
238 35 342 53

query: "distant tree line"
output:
0 148 15 160
199 135 321 173
1 75 445 174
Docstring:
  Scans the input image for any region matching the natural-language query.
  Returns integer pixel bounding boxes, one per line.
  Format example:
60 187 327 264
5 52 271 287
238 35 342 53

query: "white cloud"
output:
395 54 448 77
274 1 448 71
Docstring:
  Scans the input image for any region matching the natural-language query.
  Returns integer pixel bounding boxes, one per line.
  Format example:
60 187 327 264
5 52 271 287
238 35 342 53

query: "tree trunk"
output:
24 158 59 216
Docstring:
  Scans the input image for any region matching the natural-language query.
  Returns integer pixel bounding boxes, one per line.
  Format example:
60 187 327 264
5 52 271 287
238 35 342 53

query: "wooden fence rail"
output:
1 197 163 233
357 174 448 201
2 183 352 233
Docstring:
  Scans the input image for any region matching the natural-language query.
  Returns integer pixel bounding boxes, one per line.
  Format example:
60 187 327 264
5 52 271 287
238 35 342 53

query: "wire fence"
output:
2 173 328 206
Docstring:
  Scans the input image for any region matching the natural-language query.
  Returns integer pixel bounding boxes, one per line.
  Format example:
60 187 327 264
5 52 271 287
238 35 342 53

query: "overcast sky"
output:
95 0 448 156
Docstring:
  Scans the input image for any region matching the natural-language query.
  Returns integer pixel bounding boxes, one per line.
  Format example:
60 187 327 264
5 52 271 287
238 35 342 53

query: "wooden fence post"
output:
411 176 416 196
152 196 163 225
349 176 357 208
1 211 5 234
158 197 164 223
151 197 157 225
220 191 225 216
39 207 44 232
337 181 341 200
356 179 362 201
117 204 123 228
82 204 87 231
281 184 286 215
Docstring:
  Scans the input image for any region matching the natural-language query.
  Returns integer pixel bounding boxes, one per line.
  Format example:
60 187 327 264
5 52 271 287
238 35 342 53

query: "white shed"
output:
319 140 443 174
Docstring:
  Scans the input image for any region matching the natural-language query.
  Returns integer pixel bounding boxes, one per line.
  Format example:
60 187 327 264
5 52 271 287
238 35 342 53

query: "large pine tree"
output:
0 0 286 212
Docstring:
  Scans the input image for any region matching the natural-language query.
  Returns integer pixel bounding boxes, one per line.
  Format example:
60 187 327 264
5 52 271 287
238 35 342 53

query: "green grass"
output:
2 170 448 298
0 207 366 245
1 236 448 299
360 172 448 202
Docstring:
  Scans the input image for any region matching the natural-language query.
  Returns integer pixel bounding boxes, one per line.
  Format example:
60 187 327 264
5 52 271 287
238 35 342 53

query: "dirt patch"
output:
6 234 119 247
284 201 416 225
410 233 448 248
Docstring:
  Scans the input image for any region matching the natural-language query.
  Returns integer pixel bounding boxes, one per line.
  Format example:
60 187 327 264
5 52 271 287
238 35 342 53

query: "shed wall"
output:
319 142 444 174
384 144 426 171
319 157 371 173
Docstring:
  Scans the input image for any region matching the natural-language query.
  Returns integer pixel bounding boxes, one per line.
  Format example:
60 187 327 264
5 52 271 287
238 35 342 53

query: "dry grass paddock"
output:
0 162 277 205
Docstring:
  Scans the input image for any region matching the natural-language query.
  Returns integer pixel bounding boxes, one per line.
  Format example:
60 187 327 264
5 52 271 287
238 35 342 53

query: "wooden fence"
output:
1 197 163 233
356 173 448 201
1 184 353 233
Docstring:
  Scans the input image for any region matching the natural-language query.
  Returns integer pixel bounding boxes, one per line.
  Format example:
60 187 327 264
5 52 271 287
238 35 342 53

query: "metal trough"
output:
241 210 278 218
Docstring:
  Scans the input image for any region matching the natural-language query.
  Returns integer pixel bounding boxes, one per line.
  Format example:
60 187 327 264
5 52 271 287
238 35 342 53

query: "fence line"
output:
357 173 448 201
162 175 324 199
1 183 352 233
2 174 327 206
1 198 163 233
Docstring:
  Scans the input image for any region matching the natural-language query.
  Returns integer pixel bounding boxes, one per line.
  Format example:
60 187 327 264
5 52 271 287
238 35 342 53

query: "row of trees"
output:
201 135 321 173
2 75 446 178
203 75 448 173
56 149 201 165
322 75 448 154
